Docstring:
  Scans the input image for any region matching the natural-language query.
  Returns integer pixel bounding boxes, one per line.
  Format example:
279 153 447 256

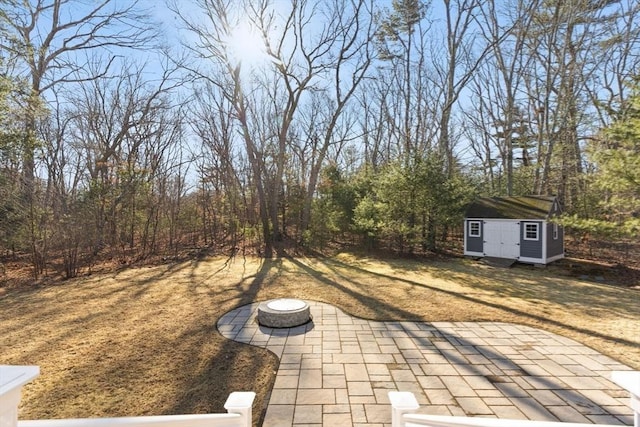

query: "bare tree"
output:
464 0 539 195
430 0 498 176
0 0 157 276
376 0 429 163
586 0 640 125
176 0 374 256
66 59 182 259
297 0 375 239
524 0 630 209
189 82 252 250
1 0 156 190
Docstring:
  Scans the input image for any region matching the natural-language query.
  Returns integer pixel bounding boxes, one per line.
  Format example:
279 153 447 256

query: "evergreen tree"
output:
352 158 474 252
562 81 640 238
375 0 428 162
592 83 640 236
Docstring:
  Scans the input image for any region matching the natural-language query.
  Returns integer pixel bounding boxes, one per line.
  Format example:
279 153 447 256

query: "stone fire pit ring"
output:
257 298 311 328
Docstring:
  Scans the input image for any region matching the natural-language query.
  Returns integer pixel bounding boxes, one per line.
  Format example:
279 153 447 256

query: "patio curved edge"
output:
217 301 634 427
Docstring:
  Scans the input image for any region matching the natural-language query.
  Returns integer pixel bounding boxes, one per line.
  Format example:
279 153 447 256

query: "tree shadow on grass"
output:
347 255 637 317
286 255 420 320
161 257 283 425
3 253 636 423
309 256 640 351
3 256 283 425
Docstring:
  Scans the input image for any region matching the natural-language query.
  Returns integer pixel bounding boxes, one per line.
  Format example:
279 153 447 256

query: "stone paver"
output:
217 301 634 427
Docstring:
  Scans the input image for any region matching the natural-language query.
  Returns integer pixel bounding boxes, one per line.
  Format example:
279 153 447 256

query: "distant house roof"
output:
466 196 559 219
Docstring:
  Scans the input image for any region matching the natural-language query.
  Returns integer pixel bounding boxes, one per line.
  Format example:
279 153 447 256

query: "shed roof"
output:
466 196 557 219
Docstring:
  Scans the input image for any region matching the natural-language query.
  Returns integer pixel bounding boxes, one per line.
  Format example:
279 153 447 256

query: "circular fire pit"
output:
257 298 311 328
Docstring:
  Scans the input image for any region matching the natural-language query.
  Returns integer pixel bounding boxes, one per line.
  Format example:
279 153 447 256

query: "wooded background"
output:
1 0 639 279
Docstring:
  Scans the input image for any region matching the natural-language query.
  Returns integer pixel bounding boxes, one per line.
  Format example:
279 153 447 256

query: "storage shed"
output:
464 196 564 265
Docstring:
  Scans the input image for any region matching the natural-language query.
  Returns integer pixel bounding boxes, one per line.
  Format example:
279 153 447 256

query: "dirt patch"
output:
1 254 638 426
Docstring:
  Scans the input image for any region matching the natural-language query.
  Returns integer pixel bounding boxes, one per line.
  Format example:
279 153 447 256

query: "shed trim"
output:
546 253 564 263
468 221 481 237
523 222 540 241
519 256 545 263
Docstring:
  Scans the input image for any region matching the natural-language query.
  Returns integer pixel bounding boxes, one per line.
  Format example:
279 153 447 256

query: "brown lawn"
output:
1 254 638 426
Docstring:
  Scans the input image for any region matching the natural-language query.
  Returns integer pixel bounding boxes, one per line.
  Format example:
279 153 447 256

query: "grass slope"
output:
1 254 638 425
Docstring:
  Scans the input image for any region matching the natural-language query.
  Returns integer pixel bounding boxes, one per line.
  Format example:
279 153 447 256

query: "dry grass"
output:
1 254 638 426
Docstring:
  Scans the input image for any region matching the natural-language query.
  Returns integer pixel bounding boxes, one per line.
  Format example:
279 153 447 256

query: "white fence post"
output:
223 391 256 427
612 371 640 427
0 366 40 427
389 391 420 427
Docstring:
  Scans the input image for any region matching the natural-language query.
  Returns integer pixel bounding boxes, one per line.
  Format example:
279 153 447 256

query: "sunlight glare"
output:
226 21 268 68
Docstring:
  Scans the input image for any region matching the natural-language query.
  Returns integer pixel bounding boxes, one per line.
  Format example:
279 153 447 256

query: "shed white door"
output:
483 221 520 259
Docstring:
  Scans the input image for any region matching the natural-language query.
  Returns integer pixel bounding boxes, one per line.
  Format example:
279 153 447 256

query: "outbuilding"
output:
463 196 564 265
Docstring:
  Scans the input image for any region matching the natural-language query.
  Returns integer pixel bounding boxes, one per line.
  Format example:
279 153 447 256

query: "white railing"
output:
390 371 639 427
0 366 255 427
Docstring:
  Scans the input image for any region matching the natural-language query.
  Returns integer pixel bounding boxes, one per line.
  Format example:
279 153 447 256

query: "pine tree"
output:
562 80 640 238
592 83 640 237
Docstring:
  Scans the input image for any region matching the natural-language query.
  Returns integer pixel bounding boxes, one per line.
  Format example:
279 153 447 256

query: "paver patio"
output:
217 301 634 427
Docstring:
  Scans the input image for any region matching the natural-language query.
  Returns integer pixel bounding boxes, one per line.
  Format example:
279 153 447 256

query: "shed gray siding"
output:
520 221 543 259
464 196 564 264
547 222 564 258
465 220 483 253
